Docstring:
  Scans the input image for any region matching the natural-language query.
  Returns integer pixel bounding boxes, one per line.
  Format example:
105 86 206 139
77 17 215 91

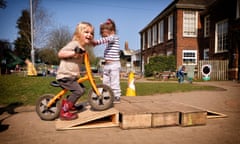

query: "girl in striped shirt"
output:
93 19 121 103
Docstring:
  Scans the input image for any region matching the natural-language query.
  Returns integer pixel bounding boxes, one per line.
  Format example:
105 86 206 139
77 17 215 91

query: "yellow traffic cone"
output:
126 71 136 96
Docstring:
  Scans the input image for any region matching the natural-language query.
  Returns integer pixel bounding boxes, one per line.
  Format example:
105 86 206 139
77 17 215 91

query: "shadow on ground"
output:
0 102 23 132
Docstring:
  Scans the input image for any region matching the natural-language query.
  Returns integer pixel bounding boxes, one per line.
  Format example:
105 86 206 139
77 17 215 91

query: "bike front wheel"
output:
35 94 61 121
88 84 114 111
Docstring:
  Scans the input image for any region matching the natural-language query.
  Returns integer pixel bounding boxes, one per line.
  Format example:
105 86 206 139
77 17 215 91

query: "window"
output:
152 24 157 46
168 14 173 40
204 15 210 37
183 10 198 37
203 49 209 60
147 28 152 48
158 20 164 43
167 50 173 56
237 0 240 19
182 50 197 65
215 19 228 53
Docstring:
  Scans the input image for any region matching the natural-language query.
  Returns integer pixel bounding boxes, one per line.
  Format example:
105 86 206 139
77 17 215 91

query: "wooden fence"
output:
197 60 229 80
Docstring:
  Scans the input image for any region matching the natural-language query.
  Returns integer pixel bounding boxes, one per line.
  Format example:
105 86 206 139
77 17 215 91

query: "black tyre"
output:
35 94 61 121
88 84 114 111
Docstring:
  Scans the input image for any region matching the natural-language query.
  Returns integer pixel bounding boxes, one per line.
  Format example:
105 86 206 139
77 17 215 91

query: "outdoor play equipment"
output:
35 50 114 121
201 64 211 81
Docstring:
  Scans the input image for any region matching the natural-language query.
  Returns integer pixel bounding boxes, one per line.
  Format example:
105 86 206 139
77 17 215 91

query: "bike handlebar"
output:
74 47 86 54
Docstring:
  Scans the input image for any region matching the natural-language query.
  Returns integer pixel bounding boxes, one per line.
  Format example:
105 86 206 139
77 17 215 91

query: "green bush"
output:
144 55 176 77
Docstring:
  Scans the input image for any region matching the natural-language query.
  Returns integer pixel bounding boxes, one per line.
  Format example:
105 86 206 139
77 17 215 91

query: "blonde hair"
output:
73 22 94 41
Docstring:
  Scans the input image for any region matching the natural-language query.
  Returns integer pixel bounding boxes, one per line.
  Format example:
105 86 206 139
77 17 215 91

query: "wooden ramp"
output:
115 97 207 129
55 96 224 130
55 106 119 130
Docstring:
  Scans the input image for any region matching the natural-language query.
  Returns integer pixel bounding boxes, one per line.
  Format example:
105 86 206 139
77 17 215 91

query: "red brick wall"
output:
175 9 201 68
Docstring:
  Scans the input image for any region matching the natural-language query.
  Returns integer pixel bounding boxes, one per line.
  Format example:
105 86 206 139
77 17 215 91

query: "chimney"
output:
125 41 129 51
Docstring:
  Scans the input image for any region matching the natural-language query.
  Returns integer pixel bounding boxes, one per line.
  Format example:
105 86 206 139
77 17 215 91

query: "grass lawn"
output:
0 74 219 106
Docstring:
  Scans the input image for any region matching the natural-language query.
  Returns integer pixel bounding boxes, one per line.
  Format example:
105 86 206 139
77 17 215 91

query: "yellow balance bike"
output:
35 50 114 121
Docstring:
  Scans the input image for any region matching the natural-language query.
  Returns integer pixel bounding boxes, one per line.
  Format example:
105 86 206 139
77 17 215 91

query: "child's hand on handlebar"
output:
74 47 85 54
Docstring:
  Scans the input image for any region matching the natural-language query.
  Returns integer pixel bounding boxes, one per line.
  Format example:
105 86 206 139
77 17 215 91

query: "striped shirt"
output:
95 35 120 61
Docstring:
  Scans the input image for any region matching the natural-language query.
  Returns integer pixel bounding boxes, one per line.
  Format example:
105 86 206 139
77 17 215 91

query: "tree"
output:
45 26 72 52
32 0 52 48
37 48 58 65
37 26 71 65
43 26 97 65
14 0 52 61
14 10 31 60
144 55 176 77
0 0 7 9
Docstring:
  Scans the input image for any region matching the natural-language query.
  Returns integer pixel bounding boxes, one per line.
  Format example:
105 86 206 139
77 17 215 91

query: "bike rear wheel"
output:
88 84 114 111
36 94 61 121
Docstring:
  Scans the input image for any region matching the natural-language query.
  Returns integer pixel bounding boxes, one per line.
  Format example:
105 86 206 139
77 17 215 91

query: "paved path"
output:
0 81 240 144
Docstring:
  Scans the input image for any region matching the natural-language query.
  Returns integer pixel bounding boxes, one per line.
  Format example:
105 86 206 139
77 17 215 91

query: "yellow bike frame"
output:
47 52 100 108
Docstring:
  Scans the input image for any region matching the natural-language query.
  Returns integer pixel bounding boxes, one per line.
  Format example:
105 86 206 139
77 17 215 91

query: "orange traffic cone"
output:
126 71 136 96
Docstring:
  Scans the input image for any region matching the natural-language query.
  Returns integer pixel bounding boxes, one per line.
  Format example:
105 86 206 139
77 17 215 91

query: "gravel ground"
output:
0 81 240 144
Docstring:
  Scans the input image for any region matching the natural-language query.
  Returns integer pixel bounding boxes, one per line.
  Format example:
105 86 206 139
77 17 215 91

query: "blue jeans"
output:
178 75 184 84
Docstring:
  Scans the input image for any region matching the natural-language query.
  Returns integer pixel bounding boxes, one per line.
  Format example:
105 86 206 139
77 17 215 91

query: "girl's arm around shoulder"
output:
93 35 116 45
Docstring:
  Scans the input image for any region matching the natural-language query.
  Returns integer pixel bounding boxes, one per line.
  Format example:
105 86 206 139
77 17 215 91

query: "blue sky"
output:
0 0 172 56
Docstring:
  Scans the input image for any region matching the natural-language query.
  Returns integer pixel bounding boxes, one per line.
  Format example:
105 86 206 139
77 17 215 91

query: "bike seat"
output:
50 81 60 87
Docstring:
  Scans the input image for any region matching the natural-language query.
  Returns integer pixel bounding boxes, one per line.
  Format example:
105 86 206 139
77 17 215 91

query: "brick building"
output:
199 0 240 80
139 0 240 80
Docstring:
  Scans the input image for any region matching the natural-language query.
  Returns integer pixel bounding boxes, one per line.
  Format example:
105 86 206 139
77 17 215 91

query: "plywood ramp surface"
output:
55 106 119 130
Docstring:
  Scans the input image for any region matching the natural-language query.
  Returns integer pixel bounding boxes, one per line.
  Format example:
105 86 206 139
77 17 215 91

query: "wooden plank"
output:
115 102 152 129
180 111 207 126
154 101 207 127
55 106 119 130
132 101 180 127
171 102 207 126
150 102 180 127
152 112 179 127
119 113 152 129
121 96 154 103
114 101 150 114
115 100 180 129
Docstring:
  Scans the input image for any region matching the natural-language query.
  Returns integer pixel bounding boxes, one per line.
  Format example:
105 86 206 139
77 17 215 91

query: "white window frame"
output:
152 24 157 46
182 50 197 65
147 28 152 48
158 20 164 43
215 19 228 53
168 14 173 40
183 10 198 37
204 15 210 37
167 50 173 56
